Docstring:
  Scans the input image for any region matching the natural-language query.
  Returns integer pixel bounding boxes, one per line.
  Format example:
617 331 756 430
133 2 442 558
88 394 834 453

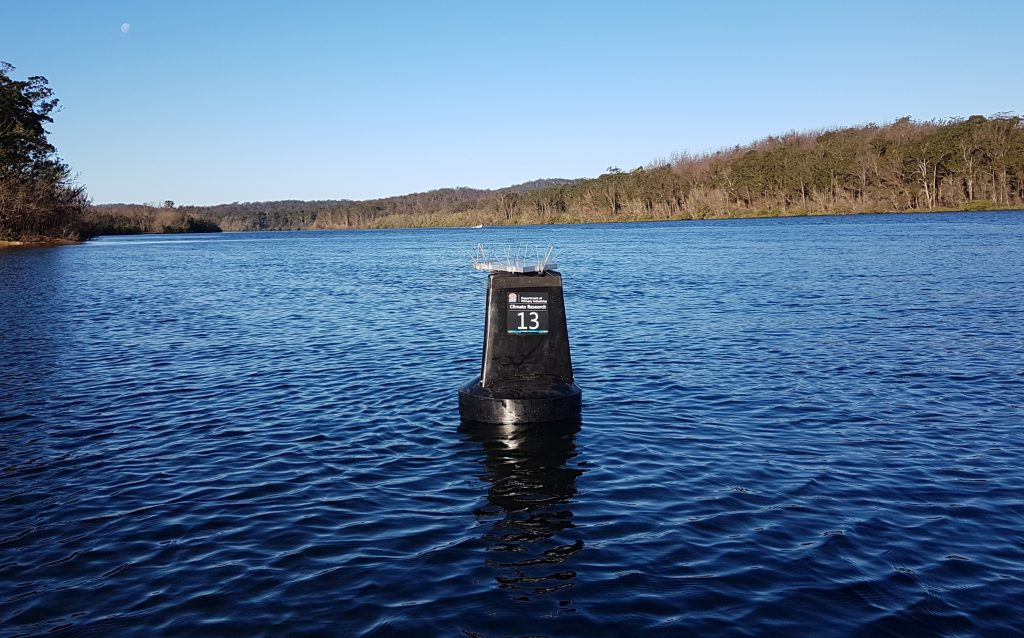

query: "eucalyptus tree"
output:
0 61 87 240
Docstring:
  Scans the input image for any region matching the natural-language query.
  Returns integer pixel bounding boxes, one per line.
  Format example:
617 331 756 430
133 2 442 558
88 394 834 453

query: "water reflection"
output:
460 419 584 603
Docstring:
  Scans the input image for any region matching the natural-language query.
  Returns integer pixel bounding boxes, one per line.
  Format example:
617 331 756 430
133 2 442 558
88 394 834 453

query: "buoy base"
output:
458 376 582 424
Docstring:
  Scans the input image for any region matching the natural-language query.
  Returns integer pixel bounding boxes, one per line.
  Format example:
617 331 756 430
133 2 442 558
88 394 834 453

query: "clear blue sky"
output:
3 1 1022 205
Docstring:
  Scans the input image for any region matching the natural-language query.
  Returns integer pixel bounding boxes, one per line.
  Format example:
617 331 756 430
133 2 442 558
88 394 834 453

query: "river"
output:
1 211 1022 636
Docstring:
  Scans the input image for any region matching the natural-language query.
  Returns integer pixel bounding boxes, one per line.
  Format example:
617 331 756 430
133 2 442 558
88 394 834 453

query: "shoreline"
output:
0 237 80 249
4 207 1021 248
362 204 1024 230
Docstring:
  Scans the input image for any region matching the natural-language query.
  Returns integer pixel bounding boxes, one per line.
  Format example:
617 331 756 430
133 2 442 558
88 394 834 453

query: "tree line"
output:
86 180 576 233
89 115 1023 235
464 114 1022 225
3 59 1021 243
84 201 222 235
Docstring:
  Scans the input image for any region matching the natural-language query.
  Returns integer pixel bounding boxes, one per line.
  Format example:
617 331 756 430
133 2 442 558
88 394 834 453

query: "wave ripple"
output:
2 213 1023 636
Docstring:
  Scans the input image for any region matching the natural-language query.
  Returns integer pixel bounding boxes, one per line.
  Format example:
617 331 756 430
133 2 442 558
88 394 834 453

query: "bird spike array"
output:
470 243 557 273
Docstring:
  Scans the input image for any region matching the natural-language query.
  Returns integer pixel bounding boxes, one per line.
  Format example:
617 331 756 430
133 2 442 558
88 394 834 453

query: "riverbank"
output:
359 202 1024 230
7 205 1022 246
0 237 81 249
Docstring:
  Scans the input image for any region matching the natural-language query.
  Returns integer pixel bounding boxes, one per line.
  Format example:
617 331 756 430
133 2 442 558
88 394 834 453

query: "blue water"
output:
2 211 1022 636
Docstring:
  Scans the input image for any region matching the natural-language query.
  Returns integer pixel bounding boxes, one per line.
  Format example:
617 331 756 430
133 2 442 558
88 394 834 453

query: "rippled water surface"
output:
2 211 1023 636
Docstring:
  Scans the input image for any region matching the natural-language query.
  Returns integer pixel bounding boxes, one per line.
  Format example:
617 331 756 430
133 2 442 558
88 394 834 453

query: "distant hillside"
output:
85 180 580 233
84 113 1024 236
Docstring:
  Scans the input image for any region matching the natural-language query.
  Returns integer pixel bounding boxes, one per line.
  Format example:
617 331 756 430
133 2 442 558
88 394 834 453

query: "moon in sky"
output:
121 23 131 34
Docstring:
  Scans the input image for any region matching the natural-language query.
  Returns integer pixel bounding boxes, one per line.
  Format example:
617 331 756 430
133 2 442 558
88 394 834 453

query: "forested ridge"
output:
88 115 1024 235
5 65 1023 244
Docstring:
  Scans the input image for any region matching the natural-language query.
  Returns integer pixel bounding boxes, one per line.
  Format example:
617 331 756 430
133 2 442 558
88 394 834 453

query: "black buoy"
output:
459 263 582 424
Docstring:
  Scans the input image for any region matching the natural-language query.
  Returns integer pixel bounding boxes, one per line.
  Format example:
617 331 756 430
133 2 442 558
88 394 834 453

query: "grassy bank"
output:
358 201 1023 230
